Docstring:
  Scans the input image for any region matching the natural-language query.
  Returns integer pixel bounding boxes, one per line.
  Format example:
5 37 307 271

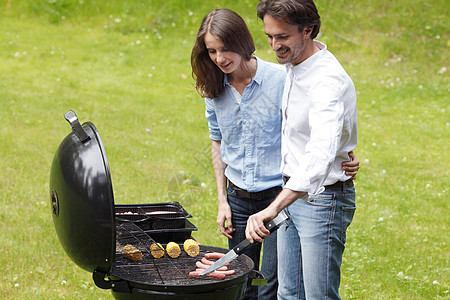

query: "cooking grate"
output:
111 222 249 285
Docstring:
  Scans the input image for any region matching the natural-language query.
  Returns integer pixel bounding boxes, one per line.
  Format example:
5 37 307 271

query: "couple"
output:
191 1 358 299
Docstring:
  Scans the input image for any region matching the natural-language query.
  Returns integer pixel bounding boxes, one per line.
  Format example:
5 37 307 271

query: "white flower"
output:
438 67 446 74
188 11 194 16
61 280 67 285
378 217 384 222
433 280 439 285
14 283 19 288
201 183 206 188
114 18 121 23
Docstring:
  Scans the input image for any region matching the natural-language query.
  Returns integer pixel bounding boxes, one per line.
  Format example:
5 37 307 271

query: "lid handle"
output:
64 110 91 143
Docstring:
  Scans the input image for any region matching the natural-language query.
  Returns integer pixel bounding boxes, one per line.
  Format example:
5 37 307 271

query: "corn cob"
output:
150 242 165 258
166 242 181 258
122 244 142 261
183 239 200 257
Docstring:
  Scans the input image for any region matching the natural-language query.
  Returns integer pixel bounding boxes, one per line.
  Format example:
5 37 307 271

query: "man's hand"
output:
342 151 360 180
245 207 278 243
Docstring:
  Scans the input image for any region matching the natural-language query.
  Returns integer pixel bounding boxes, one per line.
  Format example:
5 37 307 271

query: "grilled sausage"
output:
195 261 228 271
204 252 226 259
195 268 235 276
201 257 229 267
189 271 226 280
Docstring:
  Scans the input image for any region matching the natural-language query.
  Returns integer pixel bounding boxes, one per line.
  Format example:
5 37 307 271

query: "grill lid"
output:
50 110 115 273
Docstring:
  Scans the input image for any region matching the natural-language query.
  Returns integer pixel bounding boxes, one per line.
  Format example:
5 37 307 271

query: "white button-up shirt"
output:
281 41 357 197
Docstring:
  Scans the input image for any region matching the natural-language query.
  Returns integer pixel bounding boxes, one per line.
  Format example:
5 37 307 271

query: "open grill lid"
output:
50 110 115 273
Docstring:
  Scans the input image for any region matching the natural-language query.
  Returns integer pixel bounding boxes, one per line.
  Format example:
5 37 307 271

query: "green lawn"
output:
0 0 448 299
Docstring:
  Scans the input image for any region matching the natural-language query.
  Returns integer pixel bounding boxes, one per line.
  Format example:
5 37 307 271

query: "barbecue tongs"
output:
199 210 290 276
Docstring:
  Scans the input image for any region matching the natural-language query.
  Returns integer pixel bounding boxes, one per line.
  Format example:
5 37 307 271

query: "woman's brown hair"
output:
191 9 255 99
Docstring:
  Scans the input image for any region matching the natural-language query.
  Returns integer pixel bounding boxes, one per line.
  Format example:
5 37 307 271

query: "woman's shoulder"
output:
255 56 285 73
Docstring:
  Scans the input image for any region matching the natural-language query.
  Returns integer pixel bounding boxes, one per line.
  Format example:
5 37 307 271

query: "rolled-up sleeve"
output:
205 98 222 141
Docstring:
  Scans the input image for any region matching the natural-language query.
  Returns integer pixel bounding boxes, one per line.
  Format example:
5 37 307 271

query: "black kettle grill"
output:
49 111 265 299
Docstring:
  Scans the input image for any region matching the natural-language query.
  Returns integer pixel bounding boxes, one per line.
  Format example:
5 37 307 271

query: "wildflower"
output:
378 217 384 222
61 280 67 285
433 280 439 285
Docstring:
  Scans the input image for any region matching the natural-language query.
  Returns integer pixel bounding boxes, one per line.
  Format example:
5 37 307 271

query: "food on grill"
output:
122 244 143 261
205 252 226 259
183 239 200 257
150 242 165 258
201 257 229 267
196 260 228 271
190 253 235 280
189 271 226 279
166 242 181 258
195 268 236 276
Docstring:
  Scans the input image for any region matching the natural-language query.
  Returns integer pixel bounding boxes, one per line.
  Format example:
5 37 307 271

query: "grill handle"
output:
93 269 131 293
64 110 91 143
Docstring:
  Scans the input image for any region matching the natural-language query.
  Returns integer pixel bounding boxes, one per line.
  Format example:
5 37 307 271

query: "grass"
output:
0 0 448 299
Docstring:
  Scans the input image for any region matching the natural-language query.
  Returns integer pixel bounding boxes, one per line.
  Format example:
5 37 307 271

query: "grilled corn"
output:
166 242 181 258
150 242 165 258
183 239 200 257
122 244 142 261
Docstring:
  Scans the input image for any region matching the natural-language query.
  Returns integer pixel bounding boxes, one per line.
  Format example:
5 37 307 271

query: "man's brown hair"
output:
257 0 321 39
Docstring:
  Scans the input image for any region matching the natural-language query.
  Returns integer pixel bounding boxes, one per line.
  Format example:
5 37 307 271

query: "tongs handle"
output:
234 210 290 255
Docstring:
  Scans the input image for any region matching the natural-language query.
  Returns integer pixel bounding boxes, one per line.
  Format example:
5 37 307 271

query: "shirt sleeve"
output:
205 98 222 141
284 76 345 196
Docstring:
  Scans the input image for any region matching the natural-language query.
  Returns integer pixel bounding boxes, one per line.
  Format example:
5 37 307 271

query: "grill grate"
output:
111 222 249 285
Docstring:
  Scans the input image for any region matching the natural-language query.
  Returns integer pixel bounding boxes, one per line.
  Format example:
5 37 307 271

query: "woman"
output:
191 9 359 300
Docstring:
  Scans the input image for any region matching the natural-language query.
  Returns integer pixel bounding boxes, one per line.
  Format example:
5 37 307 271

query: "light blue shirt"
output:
205 56 286 192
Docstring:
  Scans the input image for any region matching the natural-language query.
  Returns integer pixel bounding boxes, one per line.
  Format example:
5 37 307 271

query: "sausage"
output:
189 271 226 280
196 268 235 276
196 261 228 271
205 252 226 259
201 257 229 267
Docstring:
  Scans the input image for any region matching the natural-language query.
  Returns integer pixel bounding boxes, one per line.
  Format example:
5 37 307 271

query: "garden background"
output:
0 0 448 298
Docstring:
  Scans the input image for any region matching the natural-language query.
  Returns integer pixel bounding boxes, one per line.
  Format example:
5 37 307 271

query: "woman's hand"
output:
342 151 360 180
217 200 235 239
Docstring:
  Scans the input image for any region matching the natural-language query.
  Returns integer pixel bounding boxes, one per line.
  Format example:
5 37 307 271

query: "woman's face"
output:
204 32 242 74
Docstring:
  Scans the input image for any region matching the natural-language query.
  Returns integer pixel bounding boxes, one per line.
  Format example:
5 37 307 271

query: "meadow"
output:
0 0 448 298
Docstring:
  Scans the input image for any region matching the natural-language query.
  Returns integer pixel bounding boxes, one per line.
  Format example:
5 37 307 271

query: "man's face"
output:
263 14 305 65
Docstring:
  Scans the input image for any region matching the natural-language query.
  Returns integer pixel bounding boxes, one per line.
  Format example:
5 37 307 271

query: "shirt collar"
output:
285 40 327 75
224 55 261 87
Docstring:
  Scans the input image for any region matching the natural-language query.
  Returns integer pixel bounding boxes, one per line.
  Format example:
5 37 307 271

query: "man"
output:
245 1 358 299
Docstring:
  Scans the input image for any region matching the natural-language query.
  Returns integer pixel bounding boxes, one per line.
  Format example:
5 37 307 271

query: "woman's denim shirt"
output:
205 57 286 192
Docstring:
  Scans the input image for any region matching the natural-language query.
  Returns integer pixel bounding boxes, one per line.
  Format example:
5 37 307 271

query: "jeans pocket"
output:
341 205 356 244
307 193 334 208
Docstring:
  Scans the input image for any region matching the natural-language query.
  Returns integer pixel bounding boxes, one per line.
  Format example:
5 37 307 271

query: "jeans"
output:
277 182 356 300
227 185 279 300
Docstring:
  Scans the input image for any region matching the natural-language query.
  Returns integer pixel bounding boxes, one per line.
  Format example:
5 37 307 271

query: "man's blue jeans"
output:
277 182 356 300
227 185 279 300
